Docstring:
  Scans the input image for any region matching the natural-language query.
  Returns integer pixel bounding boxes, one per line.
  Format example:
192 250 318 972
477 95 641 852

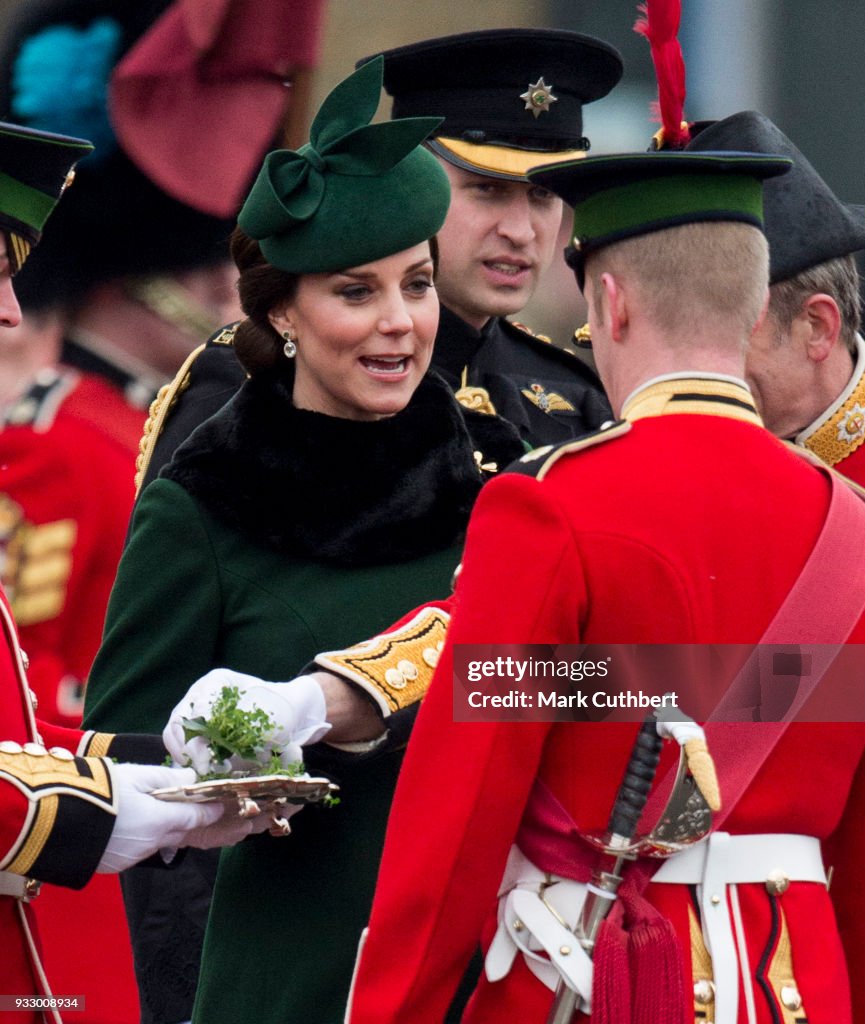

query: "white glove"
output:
96 763 265 874
163 668 331 776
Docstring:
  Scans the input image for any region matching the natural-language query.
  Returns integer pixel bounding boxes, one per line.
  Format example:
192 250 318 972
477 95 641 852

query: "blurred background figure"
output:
0 1 326 1021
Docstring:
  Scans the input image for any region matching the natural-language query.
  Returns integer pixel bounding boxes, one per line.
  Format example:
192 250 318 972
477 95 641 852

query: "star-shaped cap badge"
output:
520 77 558 118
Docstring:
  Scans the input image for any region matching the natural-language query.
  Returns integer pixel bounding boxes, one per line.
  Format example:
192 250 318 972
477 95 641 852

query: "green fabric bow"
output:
239 57 443 239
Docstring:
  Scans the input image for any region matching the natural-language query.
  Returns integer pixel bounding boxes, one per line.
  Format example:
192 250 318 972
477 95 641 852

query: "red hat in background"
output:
110 0 327 218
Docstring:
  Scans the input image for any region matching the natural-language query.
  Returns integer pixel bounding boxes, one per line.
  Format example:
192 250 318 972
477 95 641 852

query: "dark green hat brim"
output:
0 121 92 272
529 151 792 282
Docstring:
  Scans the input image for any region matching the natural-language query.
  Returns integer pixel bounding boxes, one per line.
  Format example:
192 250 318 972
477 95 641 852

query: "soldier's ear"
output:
600 272 627 343
801 293 842 364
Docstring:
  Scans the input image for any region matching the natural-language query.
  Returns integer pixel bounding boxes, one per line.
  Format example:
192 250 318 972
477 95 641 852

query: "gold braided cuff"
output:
0 745 115 877
314 607 450 717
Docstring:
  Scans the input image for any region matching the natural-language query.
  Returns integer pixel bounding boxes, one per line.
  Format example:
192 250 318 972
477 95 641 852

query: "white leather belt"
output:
653 832 825 1024
0 869 40 901
485 835 824 1024
652 832 825 886
485 845 593 1008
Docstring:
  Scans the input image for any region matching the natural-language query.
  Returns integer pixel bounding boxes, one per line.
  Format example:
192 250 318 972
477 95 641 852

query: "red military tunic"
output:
347 376 865 1024
0 368 140 1024
0 585 123 1024
0 368 136 725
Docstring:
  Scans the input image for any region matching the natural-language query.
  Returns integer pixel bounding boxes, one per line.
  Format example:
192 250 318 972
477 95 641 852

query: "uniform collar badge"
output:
520 77 558 118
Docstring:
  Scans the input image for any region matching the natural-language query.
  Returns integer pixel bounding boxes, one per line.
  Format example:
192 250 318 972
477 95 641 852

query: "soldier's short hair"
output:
587 221 769 343
768 255 860 356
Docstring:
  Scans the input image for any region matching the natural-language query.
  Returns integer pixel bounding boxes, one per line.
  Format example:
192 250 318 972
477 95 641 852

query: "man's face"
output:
745 310 812 438
433 160 563 329
0 238 22 330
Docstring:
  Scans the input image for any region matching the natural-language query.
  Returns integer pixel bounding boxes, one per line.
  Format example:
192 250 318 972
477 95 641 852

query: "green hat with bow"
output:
238 57 450 274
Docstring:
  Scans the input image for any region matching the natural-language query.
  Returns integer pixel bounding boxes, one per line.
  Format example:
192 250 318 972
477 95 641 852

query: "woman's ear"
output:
268 308 292 336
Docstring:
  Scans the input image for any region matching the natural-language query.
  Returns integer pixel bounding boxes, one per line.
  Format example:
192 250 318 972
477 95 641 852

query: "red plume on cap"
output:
634 0 690 149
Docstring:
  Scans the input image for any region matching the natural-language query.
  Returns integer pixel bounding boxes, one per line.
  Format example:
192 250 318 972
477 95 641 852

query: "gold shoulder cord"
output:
134 343 206 494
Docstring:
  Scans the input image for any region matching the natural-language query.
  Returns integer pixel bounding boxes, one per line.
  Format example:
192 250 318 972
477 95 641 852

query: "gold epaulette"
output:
134 321 240 492
573 323 592 349
511 320 554 345
515 419 630 480
134 343 207 494
314 606 450 716
133 321 239 493
0 742 114 875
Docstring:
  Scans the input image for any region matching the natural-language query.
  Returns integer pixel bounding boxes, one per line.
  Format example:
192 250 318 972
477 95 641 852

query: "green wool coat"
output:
85 477 463 1023
83 369 505 1023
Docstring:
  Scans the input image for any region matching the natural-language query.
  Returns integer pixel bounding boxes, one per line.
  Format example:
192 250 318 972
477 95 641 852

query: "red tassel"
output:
592 911 631 1024
626 894 687 1024
634 0 690 148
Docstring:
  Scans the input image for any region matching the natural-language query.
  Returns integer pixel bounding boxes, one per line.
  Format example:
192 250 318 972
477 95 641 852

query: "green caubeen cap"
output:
0 121 92 273
528 150 793 285
238 57 450 274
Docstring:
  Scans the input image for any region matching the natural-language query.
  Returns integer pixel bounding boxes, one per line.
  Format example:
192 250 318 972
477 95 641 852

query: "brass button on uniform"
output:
422 647 440 668
693 979 715 1005
765 869 790 896
396 659 418 681
22 742 47 756
384 667 407 690
780 985 802 1011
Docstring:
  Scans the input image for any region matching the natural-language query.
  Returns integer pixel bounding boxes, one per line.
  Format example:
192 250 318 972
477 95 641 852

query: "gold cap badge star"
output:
520 77 558 118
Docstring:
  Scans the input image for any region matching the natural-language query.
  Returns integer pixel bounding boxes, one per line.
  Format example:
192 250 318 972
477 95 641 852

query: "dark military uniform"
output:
137 308 610 492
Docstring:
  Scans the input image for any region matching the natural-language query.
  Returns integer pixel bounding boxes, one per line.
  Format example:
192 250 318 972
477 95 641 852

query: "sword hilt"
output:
607 717 663 843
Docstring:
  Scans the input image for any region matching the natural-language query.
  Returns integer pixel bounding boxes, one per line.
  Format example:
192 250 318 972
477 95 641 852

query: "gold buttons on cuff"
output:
693 979 715 1005
385 660 419 690
765 870 790 896
780 985 802 1012
48 747 75 761
22 743 47 756
422 647 440 668
384 667 407 690
0 740 23 754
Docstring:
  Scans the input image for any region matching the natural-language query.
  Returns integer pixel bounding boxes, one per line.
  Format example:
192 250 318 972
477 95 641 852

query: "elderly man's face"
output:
745 309 813 438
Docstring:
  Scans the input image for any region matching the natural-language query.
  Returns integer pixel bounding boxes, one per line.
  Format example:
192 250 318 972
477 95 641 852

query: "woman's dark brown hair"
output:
230 226 301 376
230 228 439 377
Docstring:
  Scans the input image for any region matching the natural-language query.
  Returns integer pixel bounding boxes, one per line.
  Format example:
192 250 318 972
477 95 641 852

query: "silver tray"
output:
151 774 338 806
151 774 339 836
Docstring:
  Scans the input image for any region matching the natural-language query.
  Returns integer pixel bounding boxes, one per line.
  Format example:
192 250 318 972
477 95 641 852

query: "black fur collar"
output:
163 368 484 566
